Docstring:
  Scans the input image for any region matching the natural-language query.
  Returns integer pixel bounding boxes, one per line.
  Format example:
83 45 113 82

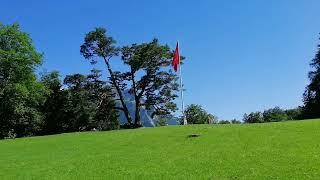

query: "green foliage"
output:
64 70 119 131
1 120 320 179
154 114 169 126
94 96 119 131
182 104 217 124
80 27 180 126
244 107 304 123
218 120 231 124
303 35 320 118
121 39 180 120
41 70 119 133
263 106 288 122
243 112 264 123
207 113 219 124
231 119 242 124
0 24 119 138
63 73 94 131
0 23 47 138
285 107 303 120
40 71 67 134
87 70 119 131
218 119 241 124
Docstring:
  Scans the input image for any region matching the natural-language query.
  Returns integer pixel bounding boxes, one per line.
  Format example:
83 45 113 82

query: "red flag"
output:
172 42 180 72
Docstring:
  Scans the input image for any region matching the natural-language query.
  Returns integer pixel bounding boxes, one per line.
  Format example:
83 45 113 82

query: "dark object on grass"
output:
187 134 201 138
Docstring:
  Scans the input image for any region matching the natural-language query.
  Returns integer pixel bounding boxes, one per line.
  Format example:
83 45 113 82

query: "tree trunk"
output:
134 100 141 126
130 67 142 127
104 57 133 125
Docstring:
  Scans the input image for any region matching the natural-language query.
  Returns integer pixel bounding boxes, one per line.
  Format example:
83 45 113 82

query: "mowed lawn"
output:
1 120 320 179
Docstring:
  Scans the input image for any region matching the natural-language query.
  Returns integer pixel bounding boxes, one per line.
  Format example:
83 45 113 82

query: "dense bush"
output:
181 104 218 124
231 119 242 124
263 107 288 122
40 71 67 134
243 112 264 123
41 70 119 134
285 107 303 120
243 107 305 123
218 120 231 124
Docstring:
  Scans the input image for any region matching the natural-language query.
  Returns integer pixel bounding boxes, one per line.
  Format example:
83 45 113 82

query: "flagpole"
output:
178 41 187 125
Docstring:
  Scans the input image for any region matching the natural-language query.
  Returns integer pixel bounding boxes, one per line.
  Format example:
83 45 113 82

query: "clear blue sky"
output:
1 0 320 120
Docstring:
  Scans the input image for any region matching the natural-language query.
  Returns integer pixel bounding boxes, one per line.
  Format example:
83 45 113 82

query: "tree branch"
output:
137 73 151 99
114 107 125 111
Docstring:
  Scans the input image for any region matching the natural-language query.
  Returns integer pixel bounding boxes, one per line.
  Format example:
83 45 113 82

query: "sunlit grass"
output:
1 120 320 179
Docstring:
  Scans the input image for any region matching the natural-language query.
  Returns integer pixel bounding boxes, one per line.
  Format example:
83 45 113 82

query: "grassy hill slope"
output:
1 120 320 179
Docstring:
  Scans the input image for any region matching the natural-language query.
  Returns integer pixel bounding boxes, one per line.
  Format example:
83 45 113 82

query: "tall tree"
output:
40 71 66 134
0 23 47 138
63 73 95 131
80 27 180 127
303 35 320 118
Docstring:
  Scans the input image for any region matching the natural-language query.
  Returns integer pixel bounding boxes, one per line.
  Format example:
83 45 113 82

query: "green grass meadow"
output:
1 120 320 179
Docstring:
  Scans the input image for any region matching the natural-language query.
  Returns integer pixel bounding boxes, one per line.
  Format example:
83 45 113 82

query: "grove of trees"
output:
1 22 320 138
243 107 303 123
40 70 119 135
0 23 181 139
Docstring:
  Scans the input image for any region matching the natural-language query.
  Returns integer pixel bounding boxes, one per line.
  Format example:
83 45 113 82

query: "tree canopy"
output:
40 70 119 134
80 27 180 127
182 104 218 124
0 23 47 138
303 35 320 118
